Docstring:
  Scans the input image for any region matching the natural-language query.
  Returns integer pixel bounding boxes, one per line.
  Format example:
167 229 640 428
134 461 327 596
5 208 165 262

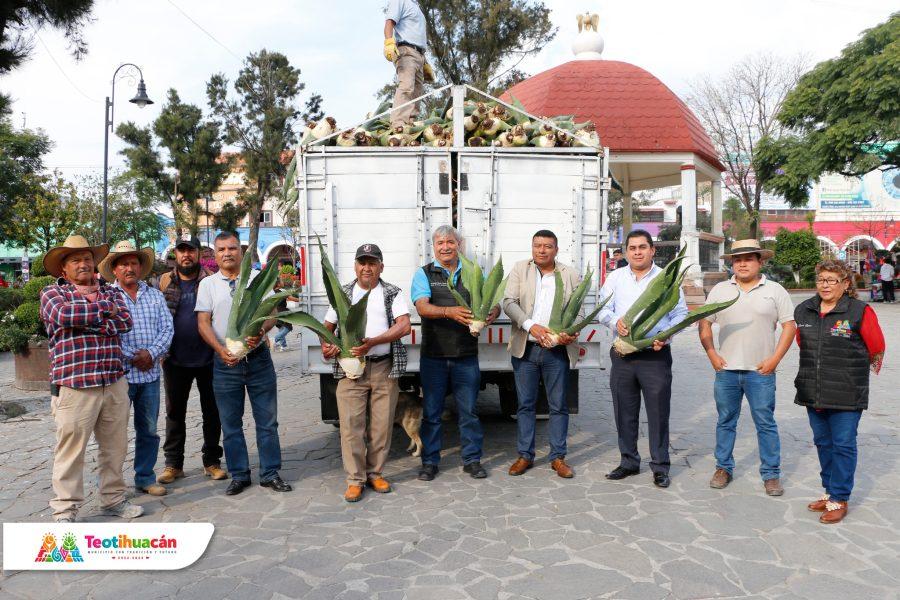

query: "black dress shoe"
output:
225 479 251 496
606 466 640 480
653 473 671 488
260 476 292 492
418 464 439 481
463 461 487 479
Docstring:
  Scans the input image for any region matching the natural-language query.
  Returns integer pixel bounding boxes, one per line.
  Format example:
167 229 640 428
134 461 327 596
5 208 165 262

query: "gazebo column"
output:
680 163 701 283
622 192 633 237
711 177 724 269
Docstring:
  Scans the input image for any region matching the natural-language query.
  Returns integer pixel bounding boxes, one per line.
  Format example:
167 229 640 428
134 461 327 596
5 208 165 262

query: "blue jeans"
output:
512 343 569 462
274 326 290 348
713 370 780 481
807 407 862 502
420 355 483 466
212 346 282 482
128 379 161 488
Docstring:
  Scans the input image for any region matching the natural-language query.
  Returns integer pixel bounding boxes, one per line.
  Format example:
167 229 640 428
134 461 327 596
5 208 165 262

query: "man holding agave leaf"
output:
195 232 292 496
410 225 499 481
600 230 688 488
503 230 607 479
320 244 411 503
600 230 739 488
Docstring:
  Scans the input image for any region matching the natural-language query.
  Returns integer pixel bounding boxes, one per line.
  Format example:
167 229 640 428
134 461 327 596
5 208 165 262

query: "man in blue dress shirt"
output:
598 230 688 488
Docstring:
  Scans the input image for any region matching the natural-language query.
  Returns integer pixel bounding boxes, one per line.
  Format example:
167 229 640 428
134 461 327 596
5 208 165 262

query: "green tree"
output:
71 173 164 249
0 0 94 112
207 49 305 261
9 173 80 254
774 227 821 284
722 196 753 241
213 202 247 233
755 13 899 206
418 0 556 89
117 88 228 235
0 117 52 239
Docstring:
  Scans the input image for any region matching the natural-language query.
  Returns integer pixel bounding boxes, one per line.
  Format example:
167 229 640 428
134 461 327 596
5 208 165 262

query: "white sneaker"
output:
101 500 144 519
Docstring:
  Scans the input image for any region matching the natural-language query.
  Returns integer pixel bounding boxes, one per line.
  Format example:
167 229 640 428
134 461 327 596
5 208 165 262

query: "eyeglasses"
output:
815 277 844 286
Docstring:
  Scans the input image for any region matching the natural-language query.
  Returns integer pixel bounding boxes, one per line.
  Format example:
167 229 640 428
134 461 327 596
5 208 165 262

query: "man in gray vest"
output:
410 226 498 481
322 244 411 503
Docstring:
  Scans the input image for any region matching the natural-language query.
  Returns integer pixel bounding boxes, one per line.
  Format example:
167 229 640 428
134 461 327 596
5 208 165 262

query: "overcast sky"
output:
2 0 894 181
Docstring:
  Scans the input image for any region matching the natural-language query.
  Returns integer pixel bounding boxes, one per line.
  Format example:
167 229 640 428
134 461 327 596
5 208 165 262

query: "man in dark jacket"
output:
156 235 226 484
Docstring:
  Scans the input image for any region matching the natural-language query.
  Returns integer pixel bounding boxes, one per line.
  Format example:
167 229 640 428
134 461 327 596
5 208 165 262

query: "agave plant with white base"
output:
612 247 739 355
267 239 370 378
225 252 299 360
447 254 507 336
543 266 611 347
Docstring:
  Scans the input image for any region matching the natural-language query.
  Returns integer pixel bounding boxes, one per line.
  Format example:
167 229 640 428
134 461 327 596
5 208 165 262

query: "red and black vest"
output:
794 295 870 411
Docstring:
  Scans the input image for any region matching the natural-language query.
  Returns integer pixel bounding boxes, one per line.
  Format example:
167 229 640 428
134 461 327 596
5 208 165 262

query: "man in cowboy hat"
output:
698 239 796 496
40 235 143 522
99 241 174 497
156 234 226 485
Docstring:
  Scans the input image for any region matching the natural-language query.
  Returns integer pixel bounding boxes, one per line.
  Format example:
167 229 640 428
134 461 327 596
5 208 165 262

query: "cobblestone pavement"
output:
1 295 898 599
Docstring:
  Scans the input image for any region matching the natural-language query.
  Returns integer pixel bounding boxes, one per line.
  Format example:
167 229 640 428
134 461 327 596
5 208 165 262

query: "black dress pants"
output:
162 361 223 469
609 345 673 475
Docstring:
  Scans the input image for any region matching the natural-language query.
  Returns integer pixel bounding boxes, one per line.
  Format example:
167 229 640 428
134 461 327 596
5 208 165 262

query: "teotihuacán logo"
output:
4 523 214 570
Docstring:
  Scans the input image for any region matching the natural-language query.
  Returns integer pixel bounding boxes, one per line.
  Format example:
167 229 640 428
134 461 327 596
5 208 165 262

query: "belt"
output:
367 354 391 363
397 41 425 54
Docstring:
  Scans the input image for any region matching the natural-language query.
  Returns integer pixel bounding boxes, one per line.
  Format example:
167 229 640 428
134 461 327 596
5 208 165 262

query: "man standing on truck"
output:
411 225 498 481
321 244 411 503
599 230 688 489
384 0 435 126
502 230 580 479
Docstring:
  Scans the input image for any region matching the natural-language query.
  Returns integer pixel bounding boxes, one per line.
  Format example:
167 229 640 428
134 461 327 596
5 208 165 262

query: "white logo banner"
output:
3 523 214 571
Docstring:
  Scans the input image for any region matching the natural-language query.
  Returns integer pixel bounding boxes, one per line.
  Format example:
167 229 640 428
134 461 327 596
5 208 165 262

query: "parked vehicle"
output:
286 86 612 421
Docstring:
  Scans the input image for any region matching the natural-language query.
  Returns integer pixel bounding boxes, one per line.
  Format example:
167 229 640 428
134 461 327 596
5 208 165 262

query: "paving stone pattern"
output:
0 295 898 599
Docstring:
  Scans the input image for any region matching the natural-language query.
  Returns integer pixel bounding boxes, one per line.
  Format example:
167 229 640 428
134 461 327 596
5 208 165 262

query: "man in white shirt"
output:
698 239 796 496
879 258 895 303
598 230 688 488
384 0 435 126
322 244 411 503
502 230 580 479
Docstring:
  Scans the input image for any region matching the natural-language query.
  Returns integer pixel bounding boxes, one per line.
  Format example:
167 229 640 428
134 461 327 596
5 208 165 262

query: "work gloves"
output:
384 37 399 62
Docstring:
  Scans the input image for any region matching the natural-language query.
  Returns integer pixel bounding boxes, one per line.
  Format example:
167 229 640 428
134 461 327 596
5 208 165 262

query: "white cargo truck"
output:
289 85 612 422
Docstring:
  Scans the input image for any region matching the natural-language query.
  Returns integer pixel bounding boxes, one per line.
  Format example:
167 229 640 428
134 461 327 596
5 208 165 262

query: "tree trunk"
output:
246 180 265 264
792 269 800 284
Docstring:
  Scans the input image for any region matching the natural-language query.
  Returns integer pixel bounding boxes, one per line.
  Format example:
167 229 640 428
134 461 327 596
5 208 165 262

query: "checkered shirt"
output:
114 281 174 384
40 279 133 389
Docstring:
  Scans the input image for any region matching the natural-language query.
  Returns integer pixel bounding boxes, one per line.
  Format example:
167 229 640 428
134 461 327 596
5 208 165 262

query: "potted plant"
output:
0 276 54 390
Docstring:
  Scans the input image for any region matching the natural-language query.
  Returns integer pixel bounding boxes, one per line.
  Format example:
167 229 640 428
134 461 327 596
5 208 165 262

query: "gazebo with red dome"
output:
502 14 726 280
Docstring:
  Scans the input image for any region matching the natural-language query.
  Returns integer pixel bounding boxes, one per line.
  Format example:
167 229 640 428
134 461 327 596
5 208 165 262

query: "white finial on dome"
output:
573 12 603 60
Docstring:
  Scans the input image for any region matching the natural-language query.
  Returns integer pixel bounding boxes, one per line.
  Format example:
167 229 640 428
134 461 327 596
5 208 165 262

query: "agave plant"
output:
225 252 299 360
447 254 508 336
612 247 739 355
267 239 371 378
543 266 611 347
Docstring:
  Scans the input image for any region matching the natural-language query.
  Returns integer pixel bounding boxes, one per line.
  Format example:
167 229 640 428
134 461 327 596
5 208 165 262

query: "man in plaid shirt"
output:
40 235 144 522
100 241 174 498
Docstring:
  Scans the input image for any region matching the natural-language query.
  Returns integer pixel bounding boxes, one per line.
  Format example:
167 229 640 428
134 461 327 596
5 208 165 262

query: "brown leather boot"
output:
808 494 829 512
819 500 848 524
344 485 364 502
366 477 392 493
508 457 533 476
764 478 784 496
157 467 184 484
709 468 732 489
204 465 228 481
550 458 574 479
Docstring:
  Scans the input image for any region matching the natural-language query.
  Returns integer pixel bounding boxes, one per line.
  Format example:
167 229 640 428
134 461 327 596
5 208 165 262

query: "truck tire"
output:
497 373 518 418
320 374 339 425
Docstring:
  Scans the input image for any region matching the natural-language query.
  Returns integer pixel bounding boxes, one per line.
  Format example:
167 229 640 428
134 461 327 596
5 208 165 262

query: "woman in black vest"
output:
794 260 885 524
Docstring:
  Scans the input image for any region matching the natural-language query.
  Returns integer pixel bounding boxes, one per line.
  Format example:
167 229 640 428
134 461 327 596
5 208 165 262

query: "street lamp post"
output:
102 63 153 243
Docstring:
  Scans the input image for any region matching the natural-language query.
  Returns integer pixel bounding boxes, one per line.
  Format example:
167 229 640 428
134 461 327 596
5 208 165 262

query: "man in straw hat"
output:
99 241 173 498
39 235 143 521
698 239 796 497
